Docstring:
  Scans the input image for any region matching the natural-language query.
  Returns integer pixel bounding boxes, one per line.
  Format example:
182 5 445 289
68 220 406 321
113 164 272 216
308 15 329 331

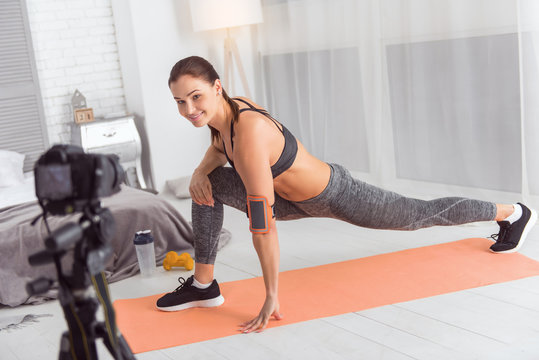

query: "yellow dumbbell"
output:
163 251 194 271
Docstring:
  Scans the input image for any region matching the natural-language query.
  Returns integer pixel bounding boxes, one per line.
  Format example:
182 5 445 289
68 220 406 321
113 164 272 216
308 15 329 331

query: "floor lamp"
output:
190 0 263 98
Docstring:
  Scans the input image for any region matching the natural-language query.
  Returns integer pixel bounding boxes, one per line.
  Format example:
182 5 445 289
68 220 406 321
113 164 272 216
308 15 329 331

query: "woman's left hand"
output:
239 295 283 333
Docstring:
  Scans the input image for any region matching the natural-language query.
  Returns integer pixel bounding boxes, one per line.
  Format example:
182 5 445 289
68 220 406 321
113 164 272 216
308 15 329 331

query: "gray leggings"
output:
193 163 497 264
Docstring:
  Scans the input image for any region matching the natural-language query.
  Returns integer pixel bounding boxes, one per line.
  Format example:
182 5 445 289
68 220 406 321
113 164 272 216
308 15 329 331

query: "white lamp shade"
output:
189 0 263 32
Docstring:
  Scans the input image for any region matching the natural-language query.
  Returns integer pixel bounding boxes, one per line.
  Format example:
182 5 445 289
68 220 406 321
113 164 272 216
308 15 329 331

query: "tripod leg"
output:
91 273 119 349
96 322 119 358
59 332 74 360
93 273 135 359
61 299 99 360
97 323 136 360
117 334 136 360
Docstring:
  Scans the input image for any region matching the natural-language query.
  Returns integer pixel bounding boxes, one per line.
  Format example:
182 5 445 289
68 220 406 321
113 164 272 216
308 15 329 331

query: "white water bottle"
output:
134 230 156 277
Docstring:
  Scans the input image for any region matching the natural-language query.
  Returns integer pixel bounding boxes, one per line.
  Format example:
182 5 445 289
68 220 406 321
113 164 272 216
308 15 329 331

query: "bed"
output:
0 150 230 307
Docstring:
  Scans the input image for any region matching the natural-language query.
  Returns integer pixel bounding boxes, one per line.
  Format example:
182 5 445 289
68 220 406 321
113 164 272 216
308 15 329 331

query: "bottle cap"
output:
134 230 154 245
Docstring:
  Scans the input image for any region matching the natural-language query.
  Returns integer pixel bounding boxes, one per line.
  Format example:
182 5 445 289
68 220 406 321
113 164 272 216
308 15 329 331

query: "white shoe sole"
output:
156 295 225 312
490 207 537 254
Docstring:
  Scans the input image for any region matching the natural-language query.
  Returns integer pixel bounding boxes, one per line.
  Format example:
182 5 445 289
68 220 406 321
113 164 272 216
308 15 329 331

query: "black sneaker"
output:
156 275 224 311
489 203 537 253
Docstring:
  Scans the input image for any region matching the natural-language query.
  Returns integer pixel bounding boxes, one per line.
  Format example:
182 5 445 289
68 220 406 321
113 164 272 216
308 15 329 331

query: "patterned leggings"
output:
192 163 497 264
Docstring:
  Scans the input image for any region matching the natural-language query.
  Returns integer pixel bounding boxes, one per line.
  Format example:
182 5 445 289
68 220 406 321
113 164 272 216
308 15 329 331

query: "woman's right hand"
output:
189 169 214 207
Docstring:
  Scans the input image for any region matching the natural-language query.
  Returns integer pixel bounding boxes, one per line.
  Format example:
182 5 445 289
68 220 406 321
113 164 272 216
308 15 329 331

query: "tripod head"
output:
27 202 115 296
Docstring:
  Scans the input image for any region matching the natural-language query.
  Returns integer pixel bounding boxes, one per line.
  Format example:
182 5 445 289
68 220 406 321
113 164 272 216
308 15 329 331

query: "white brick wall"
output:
26 0 127 145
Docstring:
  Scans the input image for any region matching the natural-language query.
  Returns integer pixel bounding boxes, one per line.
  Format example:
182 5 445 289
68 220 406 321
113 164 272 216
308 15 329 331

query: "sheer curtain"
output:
257 0 539 209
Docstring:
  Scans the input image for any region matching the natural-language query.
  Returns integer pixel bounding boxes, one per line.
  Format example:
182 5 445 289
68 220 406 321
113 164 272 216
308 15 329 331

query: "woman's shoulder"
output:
235 108 267 134
233 101 272 145
233 96 266 111
234 97 266 124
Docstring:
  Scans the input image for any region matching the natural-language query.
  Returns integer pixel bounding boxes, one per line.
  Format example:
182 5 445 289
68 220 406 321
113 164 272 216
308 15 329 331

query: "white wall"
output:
25 0 260 192
111 0 260 192
26 0 127 145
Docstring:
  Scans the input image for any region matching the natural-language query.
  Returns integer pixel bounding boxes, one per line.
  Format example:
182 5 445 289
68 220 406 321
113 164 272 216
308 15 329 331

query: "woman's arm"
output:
233 115 283 333
190 141 228 206
246 226 282 332
194 141 227 176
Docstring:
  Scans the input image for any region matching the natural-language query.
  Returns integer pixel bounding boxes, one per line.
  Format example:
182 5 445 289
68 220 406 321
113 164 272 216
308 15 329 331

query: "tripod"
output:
28 203 135 360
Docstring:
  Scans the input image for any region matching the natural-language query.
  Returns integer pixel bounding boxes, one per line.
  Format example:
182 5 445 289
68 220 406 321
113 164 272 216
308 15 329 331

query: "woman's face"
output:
170 75 221 128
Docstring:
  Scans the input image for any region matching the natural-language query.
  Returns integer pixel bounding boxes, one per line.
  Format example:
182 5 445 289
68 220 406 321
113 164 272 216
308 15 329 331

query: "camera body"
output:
34 144 125 215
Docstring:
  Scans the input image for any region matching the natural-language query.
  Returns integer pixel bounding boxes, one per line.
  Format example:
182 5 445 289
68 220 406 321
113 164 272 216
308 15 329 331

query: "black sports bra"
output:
222 98 298 178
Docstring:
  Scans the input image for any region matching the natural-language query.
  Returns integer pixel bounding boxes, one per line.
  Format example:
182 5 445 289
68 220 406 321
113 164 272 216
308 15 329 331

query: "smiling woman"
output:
157 55 537 334
173 86 207 125
168 56 240 138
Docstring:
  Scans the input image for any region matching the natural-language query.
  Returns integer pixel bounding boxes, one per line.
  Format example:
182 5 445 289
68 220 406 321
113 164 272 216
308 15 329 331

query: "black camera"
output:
34 144 125 215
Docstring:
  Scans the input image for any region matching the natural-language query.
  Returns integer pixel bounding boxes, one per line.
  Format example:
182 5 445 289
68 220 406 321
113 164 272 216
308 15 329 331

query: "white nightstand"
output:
71 115 147 189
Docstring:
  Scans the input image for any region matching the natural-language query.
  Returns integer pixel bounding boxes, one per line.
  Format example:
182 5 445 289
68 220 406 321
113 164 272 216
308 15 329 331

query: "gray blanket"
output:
0 186 230 307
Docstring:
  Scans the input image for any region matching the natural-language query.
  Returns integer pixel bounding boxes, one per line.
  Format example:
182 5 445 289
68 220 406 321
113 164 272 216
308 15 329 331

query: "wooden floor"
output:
2 193 539 359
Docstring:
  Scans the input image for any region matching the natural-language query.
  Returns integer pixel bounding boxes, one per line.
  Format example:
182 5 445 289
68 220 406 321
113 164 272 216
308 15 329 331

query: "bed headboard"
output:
0 0 50 173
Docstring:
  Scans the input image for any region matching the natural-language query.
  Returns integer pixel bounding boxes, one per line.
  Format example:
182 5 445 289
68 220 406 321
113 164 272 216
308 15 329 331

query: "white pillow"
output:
0 150 25 187
166 176 191 199
0 175 37 209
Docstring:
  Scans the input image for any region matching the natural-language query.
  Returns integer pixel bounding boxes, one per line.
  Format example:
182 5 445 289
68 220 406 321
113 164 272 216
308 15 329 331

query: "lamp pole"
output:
223 28 253 98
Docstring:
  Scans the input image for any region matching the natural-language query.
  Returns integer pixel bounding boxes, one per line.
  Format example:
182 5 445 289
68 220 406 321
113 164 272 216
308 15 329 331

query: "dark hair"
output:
168 56 239 144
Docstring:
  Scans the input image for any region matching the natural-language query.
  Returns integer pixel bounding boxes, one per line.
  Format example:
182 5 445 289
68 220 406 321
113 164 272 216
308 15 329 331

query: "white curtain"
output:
257 0 539 209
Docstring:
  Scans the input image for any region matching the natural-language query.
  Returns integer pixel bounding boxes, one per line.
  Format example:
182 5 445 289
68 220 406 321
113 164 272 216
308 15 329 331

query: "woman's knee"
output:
208 167 242 192
208 166 232 185
206 167 246 211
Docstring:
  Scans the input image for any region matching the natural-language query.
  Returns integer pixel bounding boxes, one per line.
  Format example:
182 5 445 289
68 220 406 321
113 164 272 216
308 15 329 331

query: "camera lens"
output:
95 154 125 198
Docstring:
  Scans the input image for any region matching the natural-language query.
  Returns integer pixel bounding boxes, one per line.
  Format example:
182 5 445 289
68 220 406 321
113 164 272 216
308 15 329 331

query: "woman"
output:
156 56 537 333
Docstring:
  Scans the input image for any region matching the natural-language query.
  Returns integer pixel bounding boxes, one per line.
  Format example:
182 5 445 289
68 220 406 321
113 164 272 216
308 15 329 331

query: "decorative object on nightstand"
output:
71 89 95 124
71 115 147 189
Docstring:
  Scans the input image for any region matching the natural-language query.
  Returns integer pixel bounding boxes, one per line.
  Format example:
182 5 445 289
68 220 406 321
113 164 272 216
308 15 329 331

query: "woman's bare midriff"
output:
226 97 331 202
272 140 331 202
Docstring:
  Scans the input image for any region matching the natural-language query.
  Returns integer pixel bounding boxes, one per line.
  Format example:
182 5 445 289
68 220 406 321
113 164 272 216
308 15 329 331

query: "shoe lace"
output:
173 277 189 293
488 233 498 241
489 222 510 242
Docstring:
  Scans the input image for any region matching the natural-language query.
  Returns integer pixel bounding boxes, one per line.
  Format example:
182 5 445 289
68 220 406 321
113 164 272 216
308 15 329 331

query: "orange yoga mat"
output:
114 238 539 353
